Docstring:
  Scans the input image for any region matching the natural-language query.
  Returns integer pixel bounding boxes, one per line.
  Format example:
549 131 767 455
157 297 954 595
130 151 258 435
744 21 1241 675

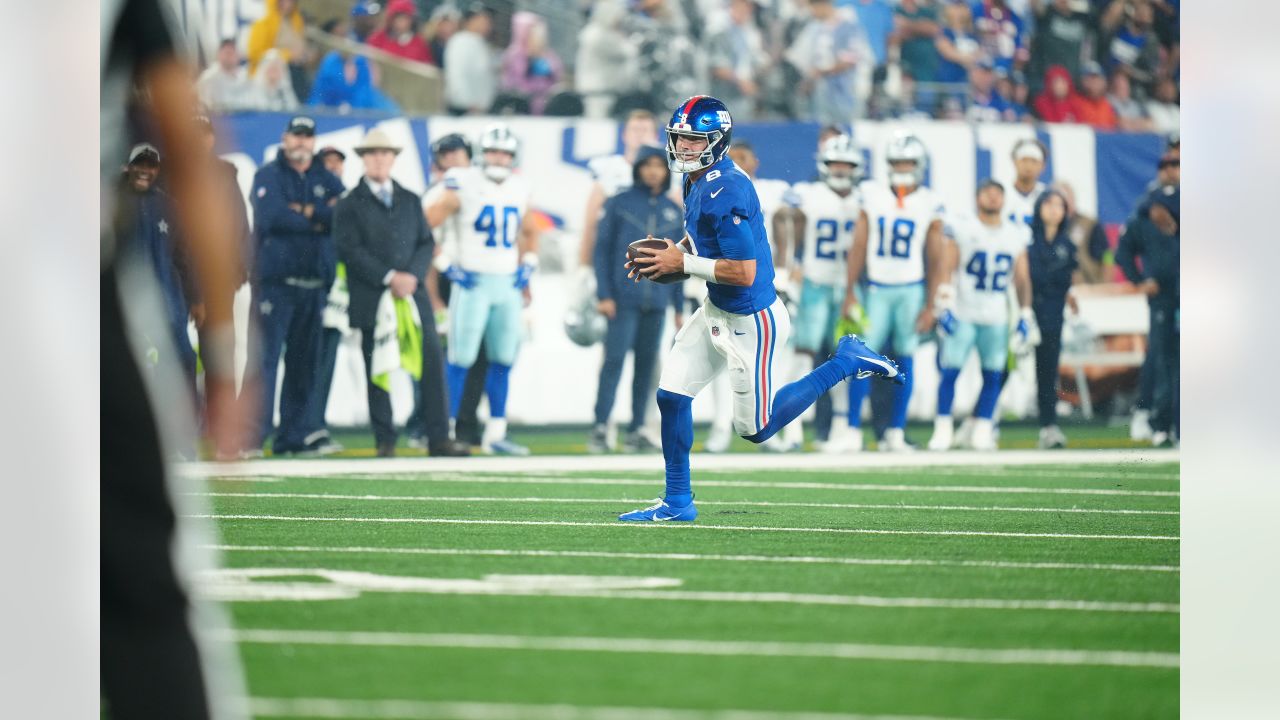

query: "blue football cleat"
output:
835 334 906 385
618 497 698 522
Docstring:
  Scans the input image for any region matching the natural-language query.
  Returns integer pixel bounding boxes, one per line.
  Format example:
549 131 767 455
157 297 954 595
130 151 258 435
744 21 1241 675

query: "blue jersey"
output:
683 157 776 315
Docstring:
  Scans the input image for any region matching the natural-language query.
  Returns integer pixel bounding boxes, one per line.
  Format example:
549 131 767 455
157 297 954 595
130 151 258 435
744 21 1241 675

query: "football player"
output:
1005 138 1047 227
839 132 948 452
425 124 538 455
577 109 663 272
929 179 1034 451
783 134 863 453
620 96 903 521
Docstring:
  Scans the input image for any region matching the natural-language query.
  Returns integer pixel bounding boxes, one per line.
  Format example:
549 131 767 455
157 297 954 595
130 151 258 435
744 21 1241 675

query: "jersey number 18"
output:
876 217 915 258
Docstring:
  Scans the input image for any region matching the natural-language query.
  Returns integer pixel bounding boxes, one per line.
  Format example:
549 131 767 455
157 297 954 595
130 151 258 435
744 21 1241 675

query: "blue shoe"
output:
835 334 906 385
618 497 698 522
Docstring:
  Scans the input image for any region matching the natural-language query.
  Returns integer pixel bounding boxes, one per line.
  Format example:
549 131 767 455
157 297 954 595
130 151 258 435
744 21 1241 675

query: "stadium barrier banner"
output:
219 112 1163 425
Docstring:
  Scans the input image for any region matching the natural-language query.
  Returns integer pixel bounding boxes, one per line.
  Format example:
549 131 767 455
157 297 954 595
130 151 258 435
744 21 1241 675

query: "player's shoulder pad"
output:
783 182 807 208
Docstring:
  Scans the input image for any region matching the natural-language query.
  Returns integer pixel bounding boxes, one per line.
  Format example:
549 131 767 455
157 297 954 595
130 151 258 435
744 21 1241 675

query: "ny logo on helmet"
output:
716 110 732 127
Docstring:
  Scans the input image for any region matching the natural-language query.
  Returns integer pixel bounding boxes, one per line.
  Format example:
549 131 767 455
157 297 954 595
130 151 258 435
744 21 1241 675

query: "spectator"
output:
934 1 981 98
1145 76 1179 134
244 115 346 456
970 0 1028 74
850 0 896 72
1026 190 1081 449
589 146 684 453
444 4 497 115
197 39 255 111
1032 64 1080 122
1052 180 1112 284
893 0 941 89
500 12 565 115
787 0 863 125
1071 61 1117 129
308 51 399 112
575 0 638 118
246 0 311 97
965 56 1013 122
349 1 383 43
1027 0 1094 97
427 5 462 69
707 0 767 119
333 128 470 458
998 67 1031 120
1098 0 1160 91
1107 69 1153 131
1115 184 1179 445
368 0 436 65
316 146 346 179
247 48 300 111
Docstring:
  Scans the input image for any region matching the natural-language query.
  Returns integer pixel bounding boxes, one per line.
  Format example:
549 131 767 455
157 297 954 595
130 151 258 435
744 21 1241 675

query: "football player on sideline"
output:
621 96 903 522
425 124 538 455
929 179 1034 451
784 134 863 453
1005 138 1047 227
840 132 948 452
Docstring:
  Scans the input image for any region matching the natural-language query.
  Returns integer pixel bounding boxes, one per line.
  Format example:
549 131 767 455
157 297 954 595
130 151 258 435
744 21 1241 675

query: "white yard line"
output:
194 492 1178 516
222 629 1179 669
204 544 1180 573
191 514 1179 541
184 448 1179 479
247 696 995 720
207 475 1179 498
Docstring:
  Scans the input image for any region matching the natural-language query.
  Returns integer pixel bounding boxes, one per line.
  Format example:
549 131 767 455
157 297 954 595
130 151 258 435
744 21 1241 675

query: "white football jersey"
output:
587 154 633 198
438 166 531 275
950 213 1030 325
789 181 860 286
1003 181 1044 231
860 182 946 285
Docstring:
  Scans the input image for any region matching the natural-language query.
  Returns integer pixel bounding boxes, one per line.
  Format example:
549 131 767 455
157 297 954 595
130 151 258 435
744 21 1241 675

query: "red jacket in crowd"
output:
367 0 434 65
1033 65 1081 123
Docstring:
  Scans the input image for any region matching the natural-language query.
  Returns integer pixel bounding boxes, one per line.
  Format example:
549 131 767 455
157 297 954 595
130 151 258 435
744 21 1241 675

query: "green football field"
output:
194 450 1179 720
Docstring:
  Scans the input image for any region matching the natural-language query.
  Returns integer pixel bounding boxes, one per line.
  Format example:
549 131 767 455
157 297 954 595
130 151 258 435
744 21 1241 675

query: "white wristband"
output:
683 253 718 284
520 252 539 269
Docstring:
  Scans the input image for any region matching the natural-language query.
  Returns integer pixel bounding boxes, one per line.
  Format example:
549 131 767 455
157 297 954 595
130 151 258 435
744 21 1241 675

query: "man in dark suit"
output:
333 128 469 457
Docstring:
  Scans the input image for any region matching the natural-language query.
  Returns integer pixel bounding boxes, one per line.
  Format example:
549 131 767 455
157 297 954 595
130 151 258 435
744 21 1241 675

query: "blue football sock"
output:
890 356 915 428
937 367 961 417
745 354 850 444
446 363 469 418
484 363 511 419
846 377 870 427
656 389 693 506
975 369 1003 420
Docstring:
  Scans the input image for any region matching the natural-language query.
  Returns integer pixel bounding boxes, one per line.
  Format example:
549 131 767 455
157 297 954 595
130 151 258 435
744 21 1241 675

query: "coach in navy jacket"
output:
246 115 346 455
590 145 683 449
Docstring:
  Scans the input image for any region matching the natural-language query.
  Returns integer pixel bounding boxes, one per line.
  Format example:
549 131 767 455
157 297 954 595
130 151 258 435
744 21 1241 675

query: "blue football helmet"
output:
665 95 733 173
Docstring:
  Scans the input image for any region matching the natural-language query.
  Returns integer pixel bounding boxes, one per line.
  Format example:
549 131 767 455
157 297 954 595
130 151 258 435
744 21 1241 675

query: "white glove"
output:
1010 307 1041 356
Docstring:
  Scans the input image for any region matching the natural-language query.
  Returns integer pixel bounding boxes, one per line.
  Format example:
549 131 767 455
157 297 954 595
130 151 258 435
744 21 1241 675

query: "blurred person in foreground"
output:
334 129 470 458
1116 183 1179 446
1027 190 1082 448
244 115 346 457
589 146 684 453
102 0 251 716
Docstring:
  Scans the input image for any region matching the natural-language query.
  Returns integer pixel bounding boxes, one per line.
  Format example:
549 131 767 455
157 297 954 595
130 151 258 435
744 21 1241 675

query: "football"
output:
626 237 689 284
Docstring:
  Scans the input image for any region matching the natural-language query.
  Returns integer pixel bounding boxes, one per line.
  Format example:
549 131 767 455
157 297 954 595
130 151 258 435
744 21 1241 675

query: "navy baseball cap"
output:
285 115 316 135
431 132 473 160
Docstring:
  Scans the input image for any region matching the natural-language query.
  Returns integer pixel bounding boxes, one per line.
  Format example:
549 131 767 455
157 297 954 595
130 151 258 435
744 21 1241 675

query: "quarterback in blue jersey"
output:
620 96 905 522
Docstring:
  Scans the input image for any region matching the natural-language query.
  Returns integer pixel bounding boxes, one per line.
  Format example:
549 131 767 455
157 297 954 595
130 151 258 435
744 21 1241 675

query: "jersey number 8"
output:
875 217 915 259
475 205 521 248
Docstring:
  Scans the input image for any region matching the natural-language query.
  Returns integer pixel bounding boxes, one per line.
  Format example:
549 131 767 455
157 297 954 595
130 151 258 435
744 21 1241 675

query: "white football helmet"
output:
478 123 520 182
817 134 862 193
885 131 928 189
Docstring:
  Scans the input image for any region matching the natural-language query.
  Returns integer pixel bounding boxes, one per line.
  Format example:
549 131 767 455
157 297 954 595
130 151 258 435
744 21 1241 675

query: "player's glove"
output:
1010 308 1041 356
514 253 539 290
444 264 477 290
936 308 958 338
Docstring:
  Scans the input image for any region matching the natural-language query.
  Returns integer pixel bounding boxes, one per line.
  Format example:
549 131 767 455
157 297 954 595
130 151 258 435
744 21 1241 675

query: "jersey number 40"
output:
475 204 521 248
965 251 1013 292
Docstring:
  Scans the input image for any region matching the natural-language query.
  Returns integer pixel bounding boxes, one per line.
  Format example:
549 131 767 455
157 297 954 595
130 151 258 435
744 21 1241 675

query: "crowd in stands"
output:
195 0 1176 131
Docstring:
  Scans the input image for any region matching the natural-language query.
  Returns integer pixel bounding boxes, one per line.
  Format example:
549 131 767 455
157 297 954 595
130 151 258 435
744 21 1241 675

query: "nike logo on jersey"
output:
857 355 899 376
710 188 724 198
733 330 746 336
